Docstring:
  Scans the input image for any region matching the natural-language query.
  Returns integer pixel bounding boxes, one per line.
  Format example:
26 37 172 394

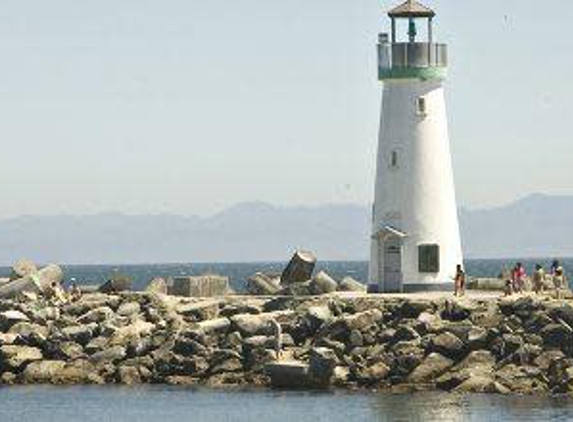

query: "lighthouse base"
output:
402 282 455 293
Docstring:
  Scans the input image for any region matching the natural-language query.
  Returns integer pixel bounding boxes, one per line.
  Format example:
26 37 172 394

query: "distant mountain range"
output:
0 194 571 265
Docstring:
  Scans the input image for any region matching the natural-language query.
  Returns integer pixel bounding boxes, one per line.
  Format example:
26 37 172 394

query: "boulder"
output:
0 264 63 299
63 294 121 315
342 309 383 331
393 326 420 343
0 345 43 369
62 324 98 346
247 273 281 296
265 361 310 388
0 333 19 346
99 276 132 294
145 278 169 295
305 306 333 331
455 376 508 394
177 300 220 320
0 310 30 330
399 300 434 318
338 277 366 293
280 281 314 297
541 323 572 348
118 365 142 384
231 311 293 337
53 360 103 384
430 332 465 360
90 345 127 365
78 306 114 324
437 350 496 390
170 275 229 298
280 251 316 286
310 272 338 295
21 360 66 384
10 260 38 281
51 341 85 360
117 302 141 317
308 347 338 387
197 317 231 334
407 353 454 383
8 322 49 343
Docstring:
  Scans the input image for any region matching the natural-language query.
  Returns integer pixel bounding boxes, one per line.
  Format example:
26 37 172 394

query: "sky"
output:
0 0 571 218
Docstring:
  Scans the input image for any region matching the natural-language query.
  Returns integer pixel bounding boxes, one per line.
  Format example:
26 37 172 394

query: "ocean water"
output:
1 258 571 292
0 386 572 422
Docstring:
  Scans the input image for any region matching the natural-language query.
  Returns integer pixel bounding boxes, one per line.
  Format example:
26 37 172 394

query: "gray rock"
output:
399 300 434 318
338 277 366 293
430 332 465 359
8 322 49 342
265 361 310 388
408 353 454 383
118 365 141 384
85 337 109 354
197 317 231 334
305 306 333 331
393 326 420 343
231 311 293 337
62 323 98 346
247 273 281 296
90 346 127 365
53 341 85 360
308 347 338 387
177 300 220 320
21 360 66 384
117 302 141 318
541 324 571 348
10 259 38 281
0 310 30 330
349 330 364 348
310 271 338 295
145 278 169 295
342 309 383 331
1 345 43 369
467 326 488 350
78 306 114 324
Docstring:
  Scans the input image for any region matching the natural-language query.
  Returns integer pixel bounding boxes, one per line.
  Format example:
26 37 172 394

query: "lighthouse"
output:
369 0 463 293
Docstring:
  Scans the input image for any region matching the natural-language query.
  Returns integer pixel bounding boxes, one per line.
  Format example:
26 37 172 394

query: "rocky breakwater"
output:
2 291 573 396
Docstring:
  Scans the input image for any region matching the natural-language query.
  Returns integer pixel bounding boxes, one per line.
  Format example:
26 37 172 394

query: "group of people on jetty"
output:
454 260 568 297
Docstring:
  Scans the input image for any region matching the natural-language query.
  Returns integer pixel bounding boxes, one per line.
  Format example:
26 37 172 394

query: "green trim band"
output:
379 66 448 81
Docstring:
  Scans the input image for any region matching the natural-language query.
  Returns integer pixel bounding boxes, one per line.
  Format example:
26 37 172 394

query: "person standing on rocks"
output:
501 267 513 296
553 266 568 299
454 264 466 297
511 263 527 294
532 264 546 294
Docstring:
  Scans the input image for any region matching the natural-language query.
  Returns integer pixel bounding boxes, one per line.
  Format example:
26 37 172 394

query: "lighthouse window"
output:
419 244 440 273
390 150 399 169
416 97 427 116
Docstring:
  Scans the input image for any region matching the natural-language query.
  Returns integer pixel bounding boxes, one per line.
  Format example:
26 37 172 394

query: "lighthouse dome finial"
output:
388 0 435 18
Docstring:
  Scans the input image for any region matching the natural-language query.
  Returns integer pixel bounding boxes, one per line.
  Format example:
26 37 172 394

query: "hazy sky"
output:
1 0 571 218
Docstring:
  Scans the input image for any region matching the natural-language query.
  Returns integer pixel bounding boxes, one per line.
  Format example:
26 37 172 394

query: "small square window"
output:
419 244 440 273
416 97 427 116
390 150 399 168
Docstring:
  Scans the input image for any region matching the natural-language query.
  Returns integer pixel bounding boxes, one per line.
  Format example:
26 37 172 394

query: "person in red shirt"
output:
511 262 527 293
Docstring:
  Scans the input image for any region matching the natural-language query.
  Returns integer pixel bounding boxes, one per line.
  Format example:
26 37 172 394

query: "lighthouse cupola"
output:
378 0 447 81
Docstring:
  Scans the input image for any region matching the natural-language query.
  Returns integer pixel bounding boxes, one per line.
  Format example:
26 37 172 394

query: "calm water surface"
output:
1 386 573 422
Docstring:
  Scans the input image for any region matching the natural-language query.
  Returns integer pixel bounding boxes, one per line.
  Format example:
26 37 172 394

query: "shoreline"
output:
1 290 573 396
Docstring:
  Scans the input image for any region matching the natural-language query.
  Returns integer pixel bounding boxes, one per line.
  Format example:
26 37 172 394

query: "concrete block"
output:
169 275 229 298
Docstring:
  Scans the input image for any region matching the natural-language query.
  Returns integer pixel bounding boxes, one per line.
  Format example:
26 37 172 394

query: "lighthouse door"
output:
382 236 403 292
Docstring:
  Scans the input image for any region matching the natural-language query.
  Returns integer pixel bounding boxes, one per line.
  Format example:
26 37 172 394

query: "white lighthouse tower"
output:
369 0 463 293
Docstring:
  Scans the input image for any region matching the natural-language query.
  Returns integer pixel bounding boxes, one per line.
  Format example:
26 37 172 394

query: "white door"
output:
381 236 403 292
